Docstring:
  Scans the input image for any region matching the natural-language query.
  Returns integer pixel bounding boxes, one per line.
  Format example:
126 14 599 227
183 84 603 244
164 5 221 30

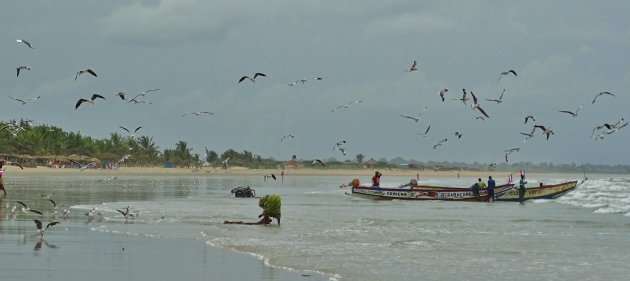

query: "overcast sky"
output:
1 1 629 165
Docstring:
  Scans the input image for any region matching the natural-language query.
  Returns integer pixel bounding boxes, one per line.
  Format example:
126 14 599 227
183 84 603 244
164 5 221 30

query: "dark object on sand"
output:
231 186 256 198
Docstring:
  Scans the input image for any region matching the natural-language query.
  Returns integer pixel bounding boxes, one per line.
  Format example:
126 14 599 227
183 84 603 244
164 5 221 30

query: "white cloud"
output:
364 13 455 35
98 0 242 45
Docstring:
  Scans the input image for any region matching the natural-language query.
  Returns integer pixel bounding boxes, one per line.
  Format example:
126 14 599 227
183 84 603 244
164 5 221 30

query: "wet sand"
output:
0 219 326 281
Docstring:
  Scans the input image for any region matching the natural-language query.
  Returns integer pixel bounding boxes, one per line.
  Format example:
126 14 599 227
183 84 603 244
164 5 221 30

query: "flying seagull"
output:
524 115 536 124
559 104 583 118
432 138 448 149
238 73 266 84
33 219 59 236
405 60 418 72
120 126 142 138
69 160 96 171
499 69 517 80
333 140 346 150
439 89 448 102
312 159 326 166
9 96 41 105
485 89 505 104
453 132 463 139
75 93 106 109
74 68 97 81
592 91 615 104
2 160 24 170
280 134 294 142
455 89 469 105
331 100 363 112
129 88 160 102
16 66 31 77
400 114 420 122
117 206 131 219
288 77 323 86
182 111 214 117
470 91 490 118
418 125 431 137
263 174 277 182
520 130 535 142
504 147 520 163
533 125 555 140
17 201 43 215
115 91 126 100
16 39 34 49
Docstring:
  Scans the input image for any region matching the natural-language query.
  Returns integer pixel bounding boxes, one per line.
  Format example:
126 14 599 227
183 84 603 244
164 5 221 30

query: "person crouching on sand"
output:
224 194 281 225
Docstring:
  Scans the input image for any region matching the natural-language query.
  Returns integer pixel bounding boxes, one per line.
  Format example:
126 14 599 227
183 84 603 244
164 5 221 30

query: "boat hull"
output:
350 184 514 201
496 180 578 201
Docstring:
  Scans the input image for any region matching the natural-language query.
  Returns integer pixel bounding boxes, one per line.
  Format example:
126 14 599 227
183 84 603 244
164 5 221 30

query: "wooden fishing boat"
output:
496 180 579 201
349 183 515 201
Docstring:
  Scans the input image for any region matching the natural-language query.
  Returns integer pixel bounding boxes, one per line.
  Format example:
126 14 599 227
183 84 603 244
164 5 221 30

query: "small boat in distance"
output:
349 183 515 202
496 180 579 202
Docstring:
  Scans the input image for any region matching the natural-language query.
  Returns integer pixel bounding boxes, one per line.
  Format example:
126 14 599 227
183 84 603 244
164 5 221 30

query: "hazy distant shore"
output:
8 165 594 180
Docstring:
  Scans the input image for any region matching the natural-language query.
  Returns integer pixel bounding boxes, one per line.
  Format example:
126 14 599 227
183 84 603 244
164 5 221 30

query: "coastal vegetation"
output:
1 120 628 173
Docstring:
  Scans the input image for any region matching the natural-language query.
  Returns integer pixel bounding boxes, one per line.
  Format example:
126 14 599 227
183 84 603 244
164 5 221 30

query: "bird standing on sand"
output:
75 93 106 109
239 73 266 84
75 68 97 81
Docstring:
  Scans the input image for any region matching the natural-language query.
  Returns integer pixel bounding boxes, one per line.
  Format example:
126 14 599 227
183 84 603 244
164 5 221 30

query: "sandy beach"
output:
8 165 586 180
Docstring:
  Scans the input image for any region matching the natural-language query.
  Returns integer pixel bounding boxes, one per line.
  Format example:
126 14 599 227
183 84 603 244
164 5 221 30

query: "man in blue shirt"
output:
487 176 496 203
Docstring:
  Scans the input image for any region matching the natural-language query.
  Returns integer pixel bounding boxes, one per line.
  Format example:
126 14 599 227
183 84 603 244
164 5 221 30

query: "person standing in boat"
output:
518 175 528 203
372 171 382 187
487 176 496 203
473 178 486 200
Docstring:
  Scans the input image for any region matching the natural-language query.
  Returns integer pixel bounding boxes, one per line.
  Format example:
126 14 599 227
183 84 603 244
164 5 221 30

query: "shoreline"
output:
0 219 330 281
7 166 596 179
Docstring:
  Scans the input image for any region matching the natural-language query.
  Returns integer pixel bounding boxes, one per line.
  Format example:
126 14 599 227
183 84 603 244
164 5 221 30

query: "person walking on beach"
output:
0 161 5 195
487 176 496 202
518 175 528 203
372 171 382 187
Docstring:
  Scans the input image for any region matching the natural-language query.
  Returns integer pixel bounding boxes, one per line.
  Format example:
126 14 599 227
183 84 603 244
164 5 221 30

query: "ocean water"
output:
3 172 630 281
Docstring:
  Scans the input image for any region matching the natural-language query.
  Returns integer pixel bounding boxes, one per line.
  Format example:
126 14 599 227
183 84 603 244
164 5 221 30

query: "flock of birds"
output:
5 39 630 166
